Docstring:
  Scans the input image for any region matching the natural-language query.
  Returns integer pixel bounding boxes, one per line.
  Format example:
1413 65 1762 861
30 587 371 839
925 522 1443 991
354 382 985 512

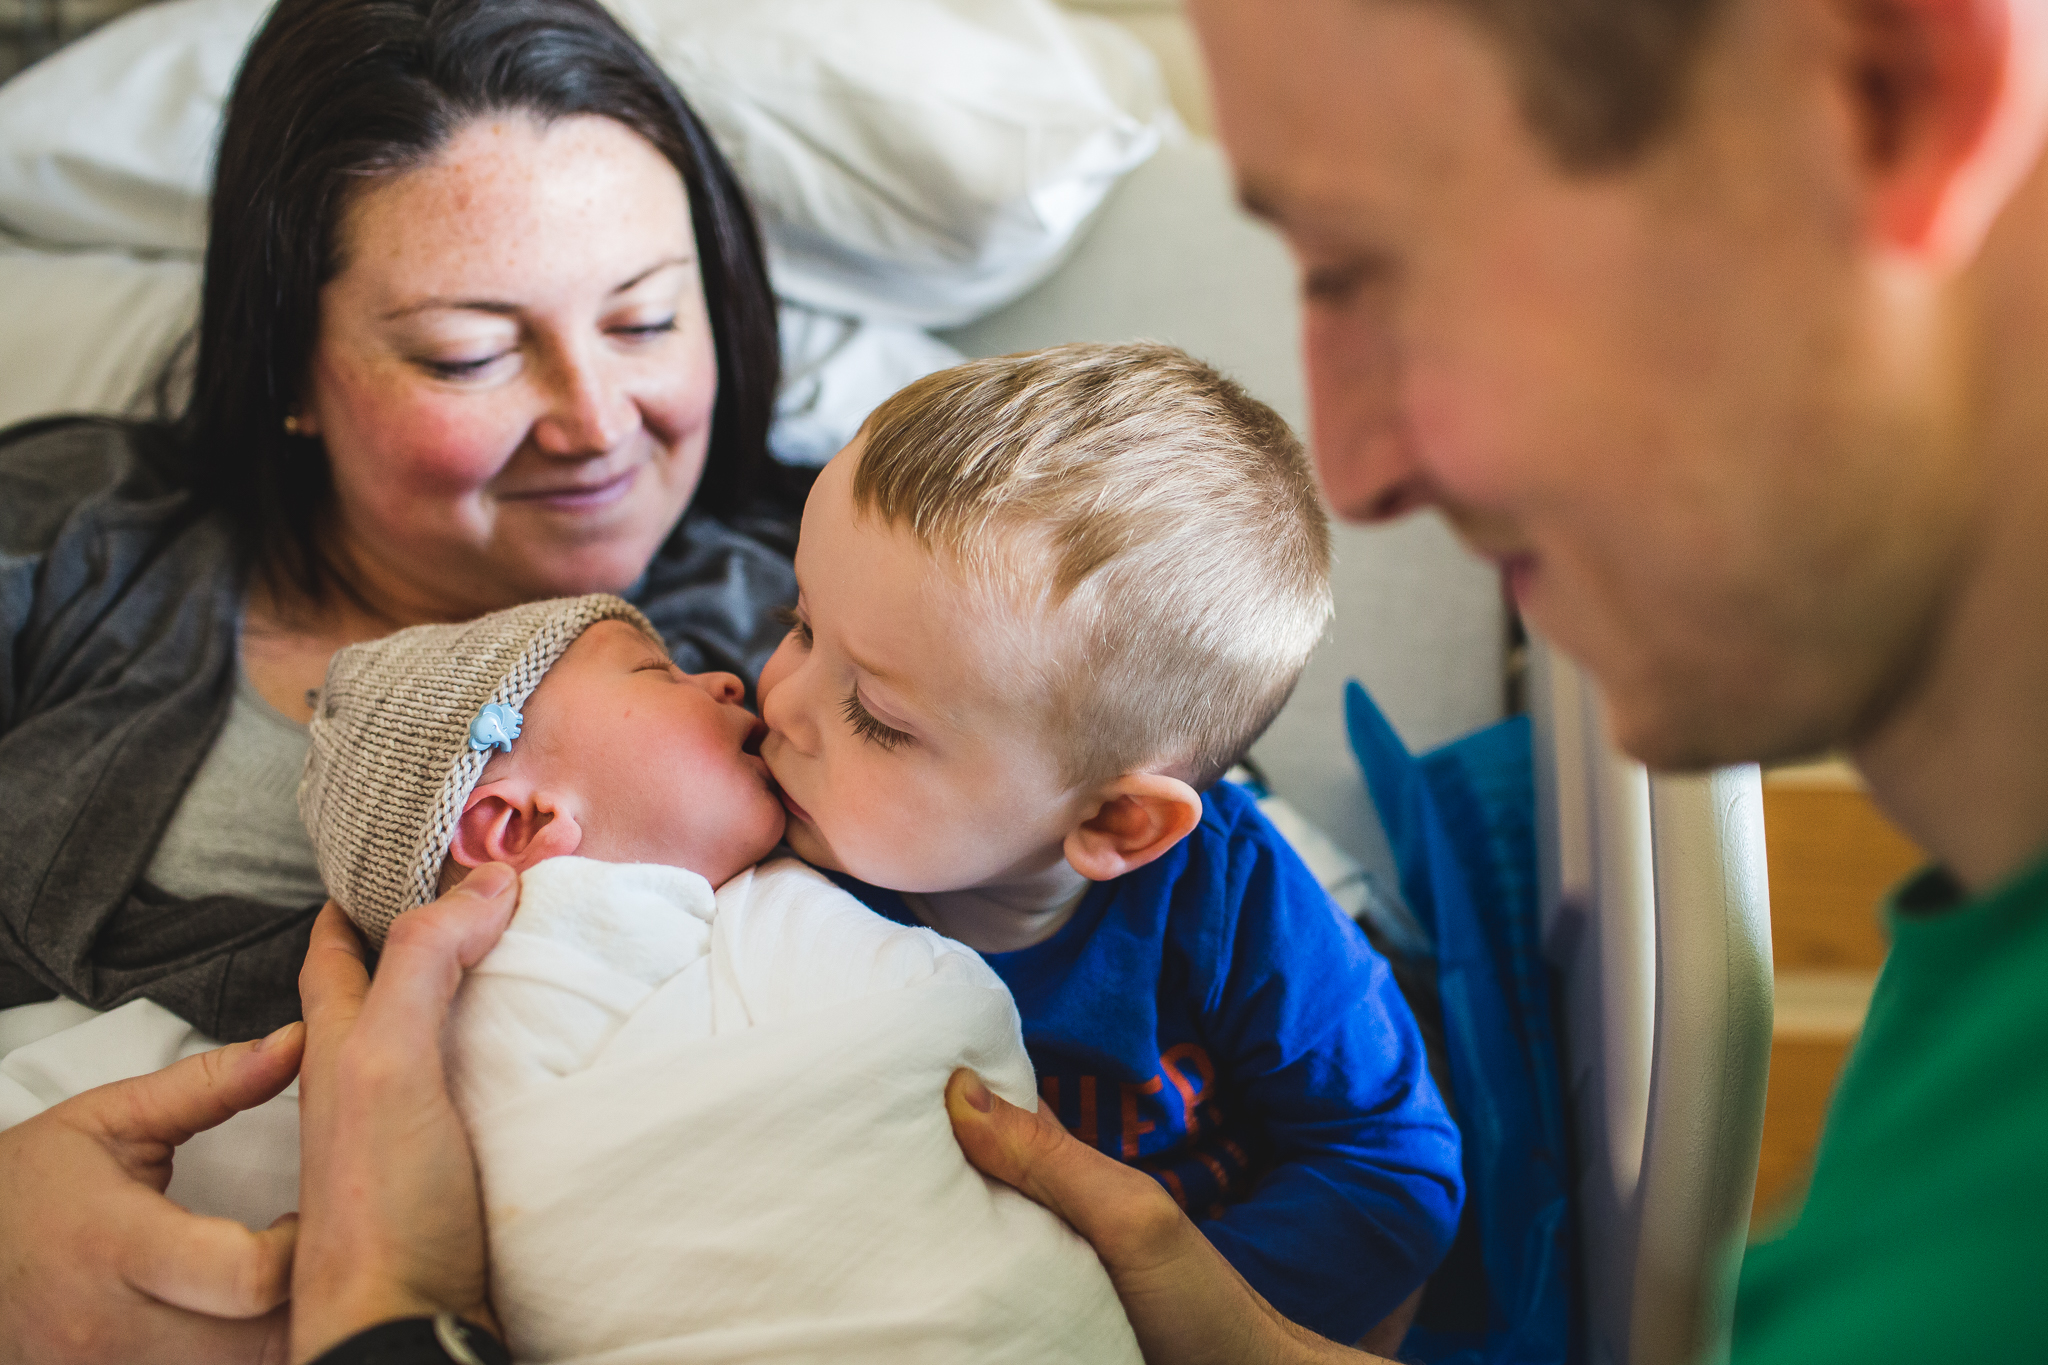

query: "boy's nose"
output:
757 666 816 756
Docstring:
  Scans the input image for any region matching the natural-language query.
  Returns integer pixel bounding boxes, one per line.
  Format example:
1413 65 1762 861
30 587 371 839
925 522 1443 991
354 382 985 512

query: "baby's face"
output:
502 620 785 884
758 445 1091 894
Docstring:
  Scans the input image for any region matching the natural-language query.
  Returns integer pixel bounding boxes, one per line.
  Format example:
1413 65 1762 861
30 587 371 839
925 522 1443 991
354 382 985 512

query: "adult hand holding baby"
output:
0 866 515 1365
291 866 518 1364
945 1070 1385 1365
0 1026 301 1365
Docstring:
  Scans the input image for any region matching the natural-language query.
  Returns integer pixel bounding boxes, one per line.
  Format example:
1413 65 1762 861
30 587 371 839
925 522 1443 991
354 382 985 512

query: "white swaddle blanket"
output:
450 855 1141 1365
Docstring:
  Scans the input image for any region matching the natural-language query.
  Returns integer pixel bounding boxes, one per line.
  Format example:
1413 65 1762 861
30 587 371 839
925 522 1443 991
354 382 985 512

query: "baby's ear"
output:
1064 772 1203 882
449 781 583 872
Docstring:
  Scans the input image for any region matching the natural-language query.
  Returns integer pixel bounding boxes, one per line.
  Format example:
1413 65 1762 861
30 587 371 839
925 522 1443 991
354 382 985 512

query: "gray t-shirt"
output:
144 668 326 908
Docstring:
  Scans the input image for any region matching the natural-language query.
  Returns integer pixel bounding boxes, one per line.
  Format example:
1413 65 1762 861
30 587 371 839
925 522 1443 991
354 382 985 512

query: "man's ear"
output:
1064 772 1204 882
447 780 583 873
1838 0 2048 264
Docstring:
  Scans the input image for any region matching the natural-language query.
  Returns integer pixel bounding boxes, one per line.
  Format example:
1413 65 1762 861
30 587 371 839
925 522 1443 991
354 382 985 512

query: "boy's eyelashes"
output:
773 603 908 750
774 603 814 648
841 687 912 751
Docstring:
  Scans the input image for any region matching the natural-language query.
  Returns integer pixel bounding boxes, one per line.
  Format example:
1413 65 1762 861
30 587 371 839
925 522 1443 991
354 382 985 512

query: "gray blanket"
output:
0 417 797 1040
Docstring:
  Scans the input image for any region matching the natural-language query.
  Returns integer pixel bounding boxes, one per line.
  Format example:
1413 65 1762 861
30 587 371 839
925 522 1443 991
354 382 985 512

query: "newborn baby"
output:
298 594 1139 1365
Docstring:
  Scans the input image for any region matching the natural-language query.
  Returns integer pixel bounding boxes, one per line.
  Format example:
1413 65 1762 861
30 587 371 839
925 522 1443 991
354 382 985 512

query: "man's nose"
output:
1304 308 1433 524
532 340 636 457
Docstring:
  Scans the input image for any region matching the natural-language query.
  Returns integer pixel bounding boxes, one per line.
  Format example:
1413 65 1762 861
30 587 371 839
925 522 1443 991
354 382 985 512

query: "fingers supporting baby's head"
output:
298 594 663 946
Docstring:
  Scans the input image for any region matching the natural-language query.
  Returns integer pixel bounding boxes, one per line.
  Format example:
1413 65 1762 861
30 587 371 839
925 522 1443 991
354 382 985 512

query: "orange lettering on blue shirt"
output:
1121 1076 1163 1158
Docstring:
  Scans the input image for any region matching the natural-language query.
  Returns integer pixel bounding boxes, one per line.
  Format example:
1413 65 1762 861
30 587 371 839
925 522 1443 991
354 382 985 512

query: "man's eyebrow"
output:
379 255 697 321
1236 178 1283 223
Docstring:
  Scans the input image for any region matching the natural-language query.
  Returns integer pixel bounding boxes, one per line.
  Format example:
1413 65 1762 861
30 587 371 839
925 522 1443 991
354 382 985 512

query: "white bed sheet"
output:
0 996 301 1231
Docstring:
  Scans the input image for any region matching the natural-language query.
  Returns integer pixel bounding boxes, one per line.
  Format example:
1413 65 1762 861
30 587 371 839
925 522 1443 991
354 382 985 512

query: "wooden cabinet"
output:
1751 762 1922 1231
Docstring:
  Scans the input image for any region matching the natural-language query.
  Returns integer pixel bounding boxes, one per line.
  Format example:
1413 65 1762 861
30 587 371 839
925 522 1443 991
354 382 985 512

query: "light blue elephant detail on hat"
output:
469 701 523 754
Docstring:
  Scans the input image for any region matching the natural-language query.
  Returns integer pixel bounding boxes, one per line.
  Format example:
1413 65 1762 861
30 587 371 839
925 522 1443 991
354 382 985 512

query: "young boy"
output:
299 594 1143 1365
757 342 1463 1345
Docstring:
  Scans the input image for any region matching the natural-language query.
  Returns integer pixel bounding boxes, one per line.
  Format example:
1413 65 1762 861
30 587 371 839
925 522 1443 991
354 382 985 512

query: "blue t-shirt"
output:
837 780 1464 1343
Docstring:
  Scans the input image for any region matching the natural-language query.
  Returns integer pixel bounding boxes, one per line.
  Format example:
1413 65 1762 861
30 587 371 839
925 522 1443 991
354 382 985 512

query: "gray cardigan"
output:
0 417 798 1041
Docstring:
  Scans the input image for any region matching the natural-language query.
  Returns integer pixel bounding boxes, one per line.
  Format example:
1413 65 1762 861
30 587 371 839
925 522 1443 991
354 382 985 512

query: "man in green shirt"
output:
944 0 2048 1361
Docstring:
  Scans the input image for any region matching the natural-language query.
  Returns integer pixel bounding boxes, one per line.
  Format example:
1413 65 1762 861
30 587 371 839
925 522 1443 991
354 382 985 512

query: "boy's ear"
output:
1064 773 1204 882
448 780 583 873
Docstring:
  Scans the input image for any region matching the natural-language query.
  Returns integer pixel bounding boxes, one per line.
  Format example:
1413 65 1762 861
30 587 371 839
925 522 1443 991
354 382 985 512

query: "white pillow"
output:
618 0 1174 325
0 242 199 432
0 0 249 254
773 304 963 465
0 0 1171 325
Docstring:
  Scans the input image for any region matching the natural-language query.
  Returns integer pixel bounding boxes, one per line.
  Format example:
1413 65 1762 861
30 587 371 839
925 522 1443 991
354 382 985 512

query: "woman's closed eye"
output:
841 688 911 750
420 352 512 381
611 317 677 342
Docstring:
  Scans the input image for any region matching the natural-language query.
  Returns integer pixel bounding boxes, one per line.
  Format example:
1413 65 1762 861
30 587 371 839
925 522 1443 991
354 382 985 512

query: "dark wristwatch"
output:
306 1313 512 1365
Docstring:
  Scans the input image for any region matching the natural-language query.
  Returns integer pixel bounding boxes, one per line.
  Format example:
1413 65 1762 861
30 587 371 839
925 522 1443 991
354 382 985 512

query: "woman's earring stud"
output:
283 413 303 435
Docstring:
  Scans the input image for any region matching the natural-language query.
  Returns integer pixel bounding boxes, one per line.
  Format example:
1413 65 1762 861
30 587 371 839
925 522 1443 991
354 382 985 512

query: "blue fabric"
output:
834 779 1464 1344
1344 681 1575 1365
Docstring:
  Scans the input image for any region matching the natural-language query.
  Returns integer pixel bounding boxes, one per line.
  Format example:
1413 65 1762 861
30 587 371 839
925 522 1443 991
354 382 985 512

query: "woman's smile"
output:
496 465 640 513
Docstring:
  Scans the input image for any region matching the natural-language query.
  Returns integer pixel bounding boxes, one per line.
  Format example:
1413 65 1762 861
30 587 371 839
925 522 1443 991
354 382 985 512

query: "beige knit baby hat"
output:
298 593 665 947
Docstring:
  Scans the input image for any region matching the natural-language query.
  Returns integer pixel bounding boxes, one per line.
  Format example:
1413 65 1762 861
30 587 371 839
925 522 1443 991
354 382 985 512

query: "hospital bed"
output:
0 6 1771 1360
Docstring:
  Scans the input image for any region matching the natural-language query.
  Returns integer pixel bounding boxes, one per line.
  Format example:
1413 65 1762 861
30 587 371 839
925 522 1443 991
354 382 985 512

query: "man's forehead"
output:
1196 0 1531 224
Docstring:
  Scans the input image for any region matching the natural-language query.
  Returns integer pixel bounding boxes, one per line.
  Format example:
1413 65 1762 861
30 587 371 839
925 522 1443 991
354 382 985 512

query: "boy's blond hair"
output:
853 341 1331 789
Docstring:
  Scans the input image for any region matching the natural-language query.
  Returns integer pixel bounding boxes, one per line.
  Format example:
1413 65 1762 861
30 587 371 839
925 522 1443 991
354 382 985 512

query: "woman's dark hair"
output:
179 0 781 603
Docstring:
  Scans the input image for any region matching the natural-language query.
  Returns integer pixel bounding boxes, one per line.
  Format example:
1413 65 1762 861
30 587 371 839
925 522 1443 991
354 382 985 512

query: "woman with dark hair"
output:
0 0 798 1358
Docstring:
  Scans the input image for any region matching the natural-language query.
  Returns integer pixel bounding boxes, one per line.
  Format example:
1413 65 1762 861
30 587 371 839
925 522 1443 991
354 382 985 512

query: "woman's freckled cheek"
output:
412 433 506 494
368 397 515 495
319 336 519 492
